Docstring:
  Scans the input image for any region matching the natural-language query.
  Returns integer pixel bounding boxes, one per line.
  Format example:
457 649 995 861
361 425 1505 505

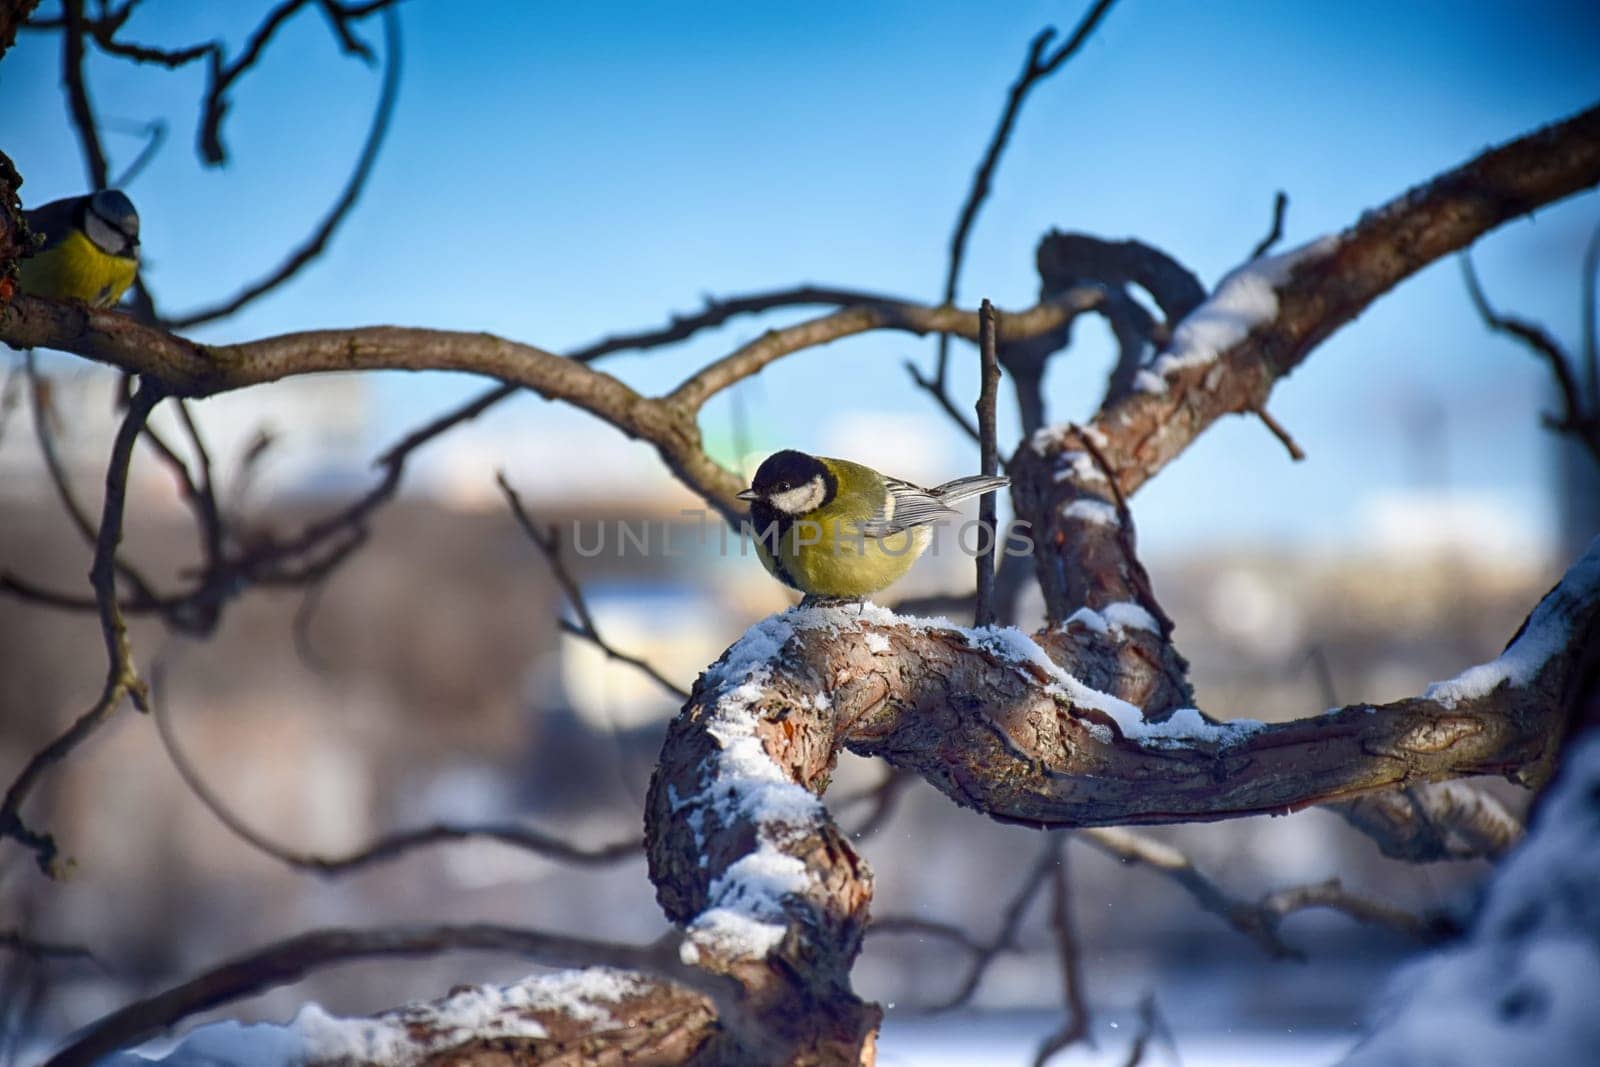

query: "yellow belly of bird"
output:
756 521 931 598
18 230 137 307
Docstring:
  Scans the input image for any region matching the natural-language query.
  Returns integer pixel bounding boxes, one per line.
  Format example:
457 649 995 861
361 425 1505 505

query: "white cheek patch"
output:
770 475 826 515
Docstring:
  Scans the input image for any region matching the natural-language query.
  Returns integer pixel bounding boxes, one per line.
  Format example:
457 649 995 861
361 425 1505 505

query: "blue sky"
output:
3 1 1598 555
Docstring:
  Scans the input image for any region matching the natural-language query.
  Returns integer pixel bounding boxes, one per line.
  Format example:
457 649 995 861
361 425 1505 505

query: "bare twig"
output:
1252 402 1307 461
41 923 714 1067
0 930 99 968
0 376 164 874
1461 252 1599 462
933 0 1120 388
149 685 641 873
1250 190 1289 260
1032 840 1093 1067
836 765 917 842
924 835 1059 1011
167 6 401 328
497 473 689 700
1117 995 1165 1067
905 358 982 442
1080 827 1439 958
60 0 109 190
974 298 1001 627
108 118 166 189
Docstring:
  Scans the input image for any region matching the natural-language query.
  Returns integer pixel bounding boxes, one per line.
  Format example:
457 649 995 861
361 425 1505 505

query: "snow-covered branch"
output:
637 539 1595 1061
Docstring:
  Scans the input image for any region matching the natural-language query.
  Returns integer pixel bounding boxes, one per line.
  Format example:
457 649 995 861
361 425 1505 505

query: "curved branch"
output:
151 688 640 874
166 6 401 329
1014 103 1600 630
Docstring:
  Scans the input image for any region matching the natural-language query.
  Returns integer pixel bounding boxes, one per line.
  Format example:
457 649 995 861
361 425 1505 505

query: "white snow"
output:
1065 606 1110 635
1061 499 1119 526
1062 450 1109 484
864 631 892 655
111 968 654 1065
1100 601 1158 635
1136 235 1341 394
1340 734 1600 1066
1424 536 1600 708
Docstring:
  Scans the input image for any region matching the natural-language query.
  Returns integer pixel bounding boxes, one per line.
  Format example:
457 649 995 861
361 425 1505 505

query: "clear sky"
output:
3 1 1598 556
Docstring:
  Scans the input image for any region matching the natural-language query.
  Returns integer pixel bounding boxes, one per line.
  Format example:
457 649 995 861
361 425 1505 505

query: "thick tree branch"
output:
42 924 721 1067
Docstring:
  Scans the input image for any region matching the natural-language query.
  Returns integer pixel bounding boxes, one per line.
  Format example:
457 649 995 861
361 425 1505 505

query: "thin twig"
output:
60 0 109 190
933 0 1120 389
922 835 1060 1012
497 473 689 701
24 355 167 607
148 682 640 873
0 930 100 968
1249 190 1289 260
41 923 713 1067
168 5 402 328
1117 995 1168 1067
836 765 917 841
1251 403 1306 461
1032 839 1093 1067
108 118 166 188
1079 827 1440 958
974 298 1001 627
0 377 164 874
1461 253 1598 462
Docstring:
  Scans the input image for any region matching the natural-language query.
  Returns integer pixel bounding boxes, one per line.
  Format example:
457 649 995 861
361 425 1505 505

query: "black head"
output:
738 449 836 516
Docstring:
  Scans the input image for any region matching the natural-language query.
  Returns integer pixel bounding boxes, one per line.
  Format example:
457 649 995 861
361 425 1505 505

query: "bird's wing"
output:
927 474 1009 507
860 476 962 537
23 198 81 255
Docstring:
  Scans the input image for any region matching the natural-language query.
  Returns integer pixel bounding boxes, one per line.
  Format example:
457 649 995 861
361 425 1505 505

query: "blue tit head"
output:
83 189 139 257
738 449 837 516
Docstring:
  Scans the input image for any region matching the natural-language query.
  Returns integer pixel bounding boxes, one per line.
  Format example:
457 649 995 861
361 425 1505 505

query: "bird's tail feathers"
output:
929 474 1009 506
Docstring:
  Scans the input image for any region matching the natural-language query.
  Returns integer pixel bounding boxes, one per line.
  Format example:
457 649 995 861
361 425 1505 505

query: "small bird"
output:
17 190 140 307
737 449 1008 601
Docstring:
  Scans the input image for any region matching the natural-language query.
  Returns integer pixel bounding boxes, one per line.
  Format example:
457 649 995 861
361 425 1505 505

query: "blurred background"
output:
2 2 1598 1064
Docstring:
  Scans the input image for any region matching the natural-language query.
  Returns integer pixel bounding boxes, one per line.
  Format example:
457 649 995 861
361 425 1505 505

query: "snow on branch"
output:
102 968 713 1067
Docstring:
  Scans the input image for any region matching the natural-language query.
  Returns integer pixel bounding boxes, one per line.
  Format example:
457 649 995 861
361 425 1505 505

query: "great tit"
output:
737 449 1008 600
17 190 140 307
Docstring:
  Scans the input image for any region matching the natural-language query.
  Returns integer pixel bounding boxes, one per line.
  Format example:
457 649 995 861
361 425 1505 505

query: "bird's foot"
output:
798 594 866 610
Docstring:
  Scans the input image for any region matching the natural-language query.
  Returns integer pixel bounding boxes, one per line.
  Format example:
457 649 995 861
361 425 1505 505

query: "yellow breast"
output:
18 229 138 307
755 520 931 598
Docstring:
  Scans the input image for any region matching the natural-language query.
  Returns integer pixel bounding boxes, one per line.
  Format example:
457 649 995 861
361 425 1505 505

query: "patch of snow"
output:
1051 450 1108 485
114 969 648 1065
1061 499 1119 526
864 631 892 655
1340 734 1600 1066
1132 368 1167 395
967 624 1261 748
1064 607 1109 635
1138 235 1341 392
1101 601 1158 635
1424 536 1599 708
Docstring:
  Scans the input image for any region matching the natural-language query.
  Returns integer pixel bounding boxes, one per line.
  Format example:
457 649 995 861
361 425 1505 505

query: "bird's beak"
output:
736 489 759 502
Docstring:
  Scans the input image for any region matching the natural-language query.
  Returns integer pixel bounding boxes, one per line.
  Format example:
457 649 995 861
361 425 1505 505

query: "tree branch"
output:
0 375 164 873
41 924 721 1067
933 0 1120 387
